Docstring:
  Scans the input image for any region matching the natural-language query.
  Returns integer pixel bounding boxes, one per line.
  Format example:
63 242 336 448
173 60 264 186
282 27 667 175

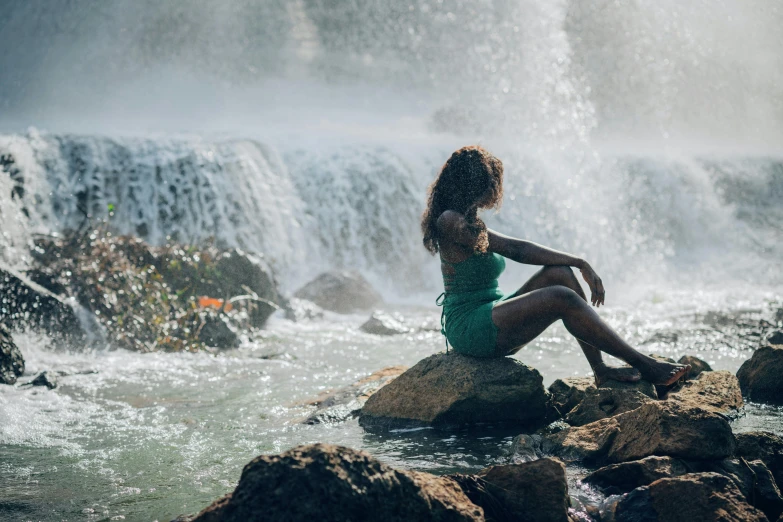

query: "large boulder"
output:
474 459 570 522
0 265 85 344
359 353 550 429
583 456 689 495
294 271 382 314
614 473 768 522
300 366 407 424
667 370 743 415
548 377 594 415
0 326 24 385
190 444 484 522
564 387 655 426
737 344 783 405
544 402 735 464
735 431 783 489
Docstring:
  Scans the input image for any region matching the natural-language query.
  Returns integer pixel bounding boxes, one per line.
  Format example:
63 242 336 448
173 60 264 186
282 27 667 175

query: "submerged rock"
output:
583 456 689 495
544 402 734 464
667 370 743 415
474 459 570 522
294 271 382 314
735 431 783 489
564 387 655 427
737 344 783 405
678 354 712 378
548 377 594 416
614 473 768 522
190 443 484 522
359 311 410 335
30 370 57 389
359 353 550 429
301 366 407 424
283 297 324 322
0 326 24 385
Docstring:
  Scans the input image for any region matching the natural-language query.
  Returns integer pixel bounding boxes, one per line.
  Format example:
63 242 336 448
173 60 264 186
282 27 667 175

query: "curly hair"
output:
421 146 504 255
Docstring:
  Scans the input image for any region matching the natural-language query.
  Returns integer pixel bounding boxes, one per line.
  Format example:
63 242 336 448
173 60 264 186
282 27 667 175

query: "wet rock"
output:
190 443 484 522
0 326 24 385
737 345 783 405
600 378 658 399
359 353 550 429
301 366 407 424
197 314 239 349
211 249 280 304
735 431 783 489
30 370 57 389
474 459 570 522
359 311 410 335
544 402 734 464
687 459 783 521
548 377 594 416
565 387 655 426
283 297 324 322
294 271 382 314
0 266 85 344
615 472 768 522
767 330 783 345
584 456 689 495
511 434 545 463
667 370 743 415
678 354 712 378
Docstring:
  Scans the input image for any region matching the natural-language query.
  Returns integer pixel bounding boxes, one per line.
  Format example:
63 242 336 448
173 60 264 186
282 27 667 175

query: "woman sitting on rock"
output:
423 145 690 386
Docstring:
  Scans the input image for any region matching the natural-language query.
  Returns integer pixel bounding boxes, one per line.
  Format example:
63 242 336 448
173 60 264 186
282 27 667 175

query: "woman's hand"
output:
579 262 605 307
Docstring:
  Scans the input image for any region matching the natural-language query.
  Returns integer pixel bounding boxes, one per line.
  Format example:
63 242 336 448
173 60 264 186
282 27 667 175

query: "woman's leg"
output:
492 279 689 386
503 265 640 384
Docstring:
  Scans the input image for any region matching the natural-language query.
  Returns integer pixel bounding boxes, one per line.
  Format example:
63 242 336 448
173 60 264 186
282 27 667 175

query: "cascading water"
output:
1 1 782 521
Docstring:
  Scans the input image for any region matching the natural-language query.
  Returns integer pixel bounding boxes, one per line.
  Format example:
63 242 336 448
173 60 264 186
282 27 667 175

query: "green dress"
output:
436 251 512 357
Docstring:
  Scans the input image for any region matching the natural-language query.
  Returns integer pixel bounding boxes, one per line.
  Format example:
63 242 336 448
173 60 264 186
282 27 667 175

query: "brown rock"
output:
542 417 620 463
600 378 658 399
607 401 735 463
615 472 768 522
294 271 382 314
548 377 594 415
737 345 783 405
359 353 550 429
678 354 712 378
668 370 743 415
475 459 570 522
191 444 484 522
583 456 689 495
735 431 783 490
565 387 655 426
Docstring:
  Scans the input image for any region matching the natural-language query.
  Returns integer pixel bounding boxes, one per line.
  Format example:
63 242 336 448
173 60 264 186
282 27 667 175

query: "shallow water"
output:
1 285 781 521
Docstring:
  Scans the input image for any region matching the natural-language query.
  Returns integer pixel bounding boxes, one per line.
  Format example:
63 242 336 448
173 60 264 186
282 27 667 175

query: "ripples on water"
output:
1 287 781 521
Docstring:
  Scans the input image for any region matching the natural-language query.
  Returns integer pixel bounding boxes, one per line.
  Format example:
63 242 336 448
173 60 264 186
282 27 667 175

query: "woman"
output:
422 146 690 386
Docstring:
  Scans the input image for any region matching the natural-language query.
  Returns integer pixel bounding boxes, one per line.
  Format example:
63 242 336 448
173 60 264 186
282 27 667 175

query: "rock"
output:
294 271 382 314
583 456 689 495
0 265 85 344
0 326 24 385
473 459 570 522
30 370 57 389
197 314 239 349
360 311 410 335
211 249 281 304
565 387 655 426
283 297 324 322
544 402 735 464
301 366 407 424
668 370 743 415
359 353 550 429
686 459 783 521
737 345 783 404
190 443 484 522
615 472 768 522
735 432 783 489
511 434 545 463
678 354 712 378
600 378 658 399
548 377 594 415
767 331 783 345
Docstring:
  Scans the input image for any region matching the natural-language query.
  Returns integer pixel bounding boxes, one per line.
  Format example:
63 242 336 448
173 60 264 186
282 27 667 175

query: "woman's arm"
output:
488 229 606 306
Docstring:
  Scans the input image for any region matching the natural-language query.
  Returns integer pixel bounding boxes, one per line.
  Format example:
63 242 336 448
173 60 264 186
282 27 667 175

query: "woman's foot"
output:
639 359 691 386
593 363 642 386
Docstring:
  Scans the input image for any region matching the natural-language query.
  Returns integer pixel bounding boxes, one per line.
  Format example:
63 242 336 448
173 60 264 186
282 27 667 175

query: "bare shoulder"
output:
435 210 468 236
